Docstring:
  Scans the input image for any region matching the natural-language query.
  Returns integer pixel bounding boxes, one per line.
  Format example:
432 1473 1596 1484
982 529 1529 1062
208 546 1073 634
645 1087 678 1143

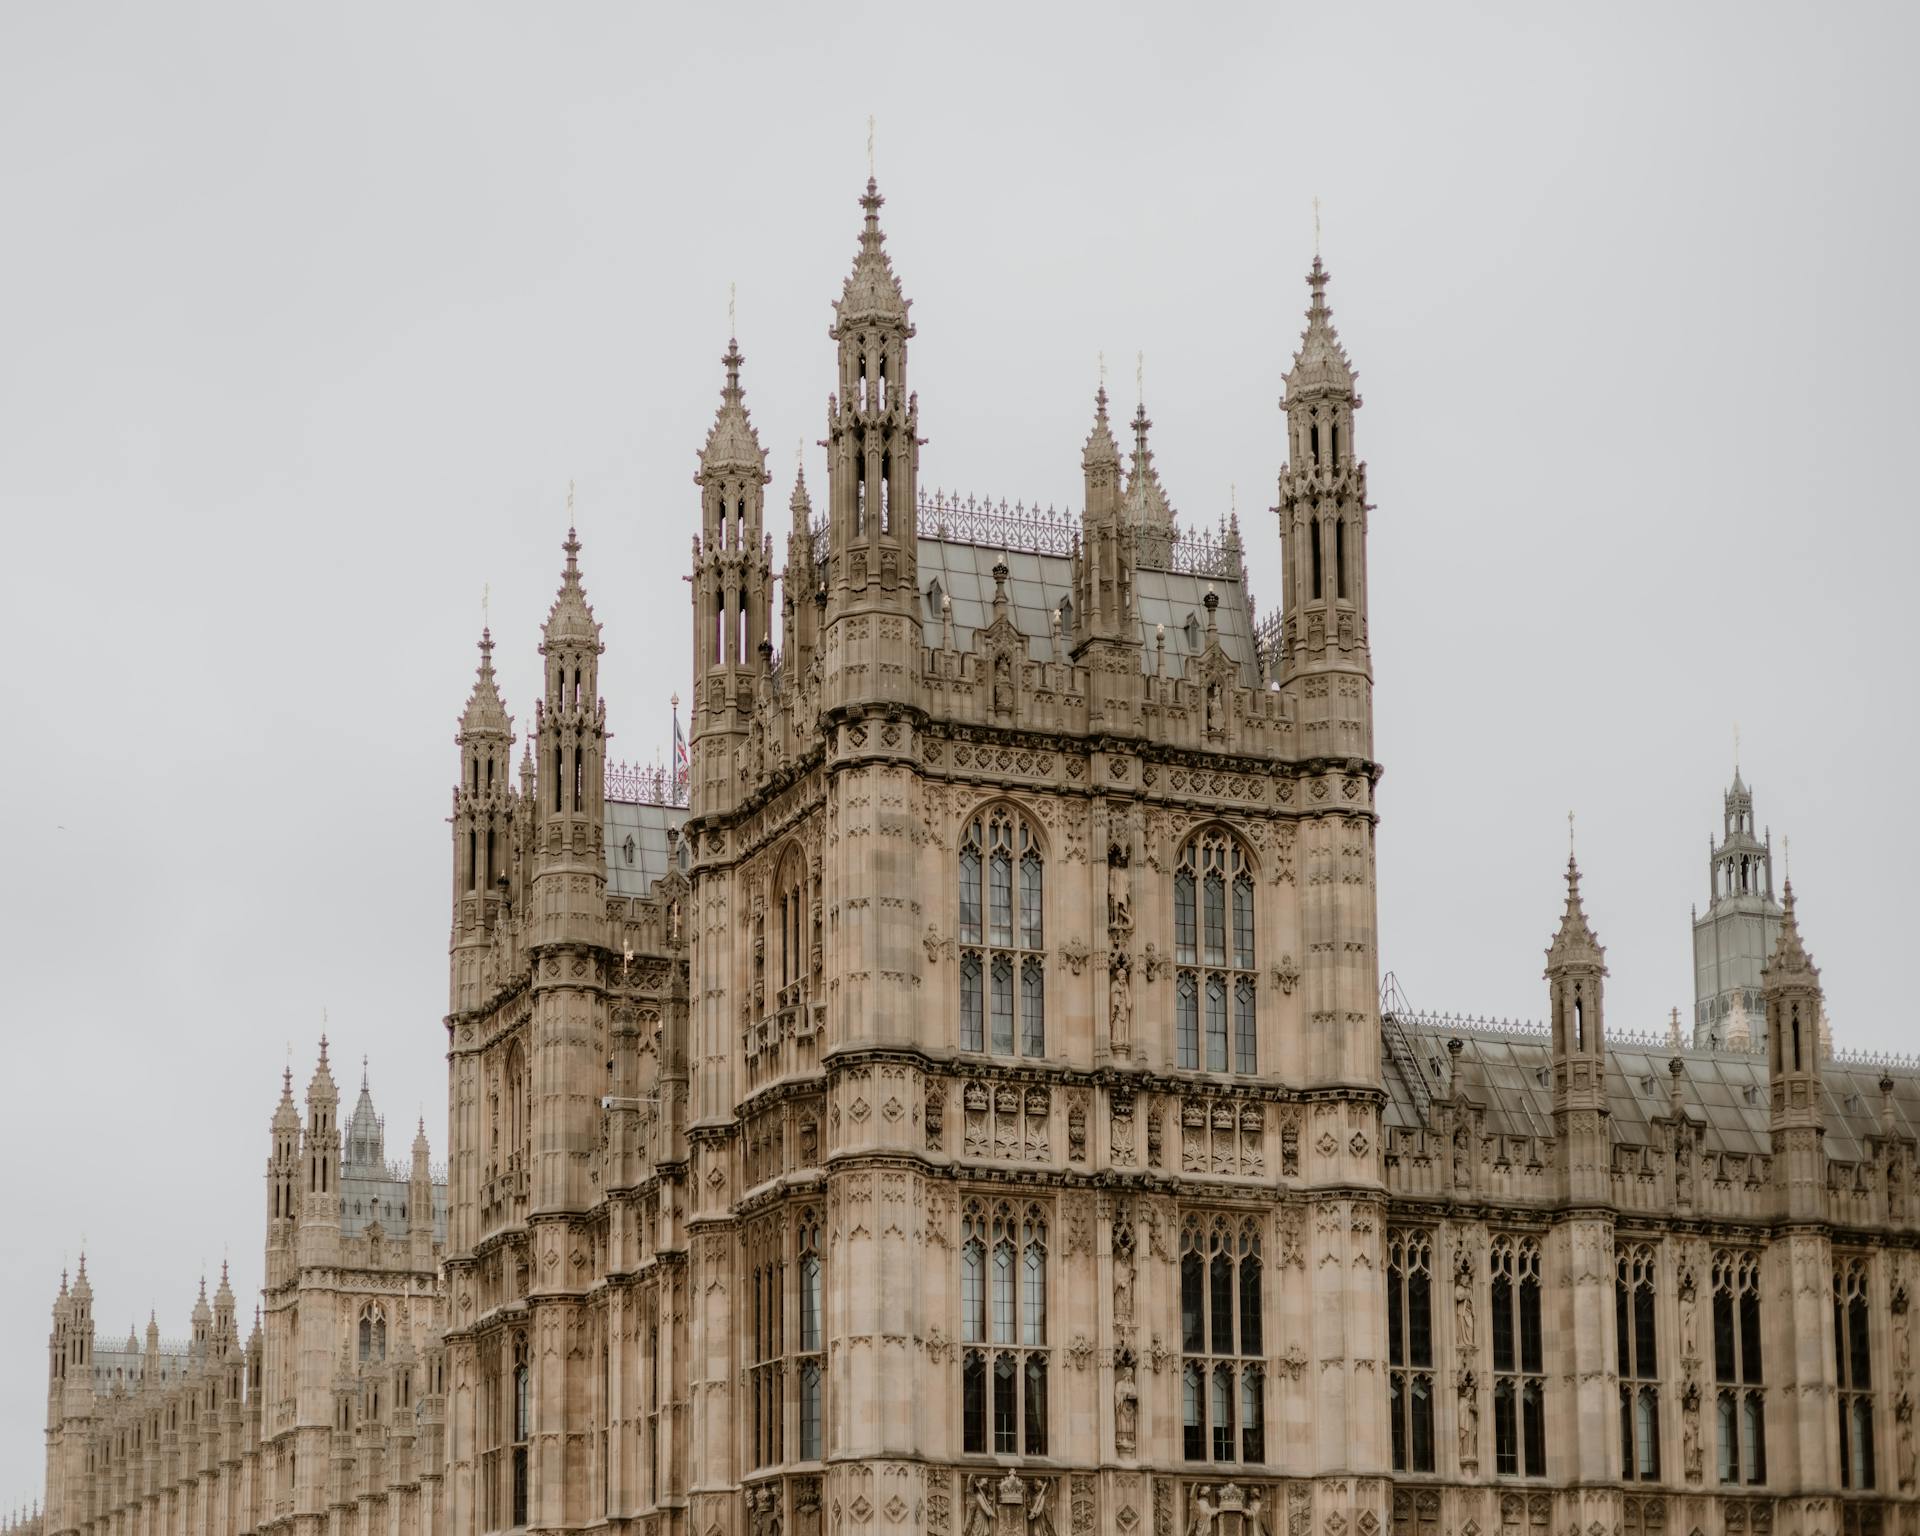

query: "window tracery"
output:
1180 1213 1265 1463
1174 830 1256 1073
959 810 1044 1058
960 1198 1048 1455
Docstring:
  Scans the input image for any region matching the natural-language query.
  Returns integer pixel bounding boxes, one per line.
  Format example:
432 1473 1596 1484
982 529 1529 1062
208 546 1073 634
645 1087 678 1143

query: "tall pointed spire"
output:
1285 256 1357 398
1122 396 1174 528
1547 853 1606 969
458 627 512 739
699 336 768 477
835 178 911 329
542 520 601 652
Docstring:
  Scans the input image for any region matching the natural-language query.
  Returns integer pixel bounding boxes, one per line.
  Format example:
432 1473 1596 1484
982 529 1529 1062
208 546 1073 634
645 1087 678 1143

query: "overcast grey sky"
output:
3 0 1917 1502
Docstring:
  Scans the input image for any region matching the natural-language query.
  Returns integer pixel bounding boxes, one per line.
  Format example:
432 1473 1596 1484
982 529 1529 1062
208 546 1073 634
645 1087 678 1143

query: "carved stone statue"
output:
966 1476 996 1536
1246 1489 1273 1536
1114 1356 1139 1456
1184 1486 1218 1536
1107 845 1133 933
993 650 1013 713
1454 1255 1476 1354
1028 1477 1056 1536
1897 1391 1916 1491
1114 1247 1135 1327
1457 1369 1479 1468
1683 1409 1703 1482
1109 952 1134 1056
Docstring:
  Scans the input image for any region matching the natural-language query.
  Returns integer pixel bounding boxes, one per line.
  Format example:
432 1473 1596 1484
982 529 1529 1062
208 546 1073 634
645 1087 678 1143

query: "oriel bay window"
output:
1180 1215 1265 1463
958 810 1045 1058
1489 1236 1545 1477
1617 1244 1661 1482
1174 830 1257 1074
1713 1249 1766 1486
960 1200 1048 1455
1388 1229 1436 1473
1835 1258 1875 1490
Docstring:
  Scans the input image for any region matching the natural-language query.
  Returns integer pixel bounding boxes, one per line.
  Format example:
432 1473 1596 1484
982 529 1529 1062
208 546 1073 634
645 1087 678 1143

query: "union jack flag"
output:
671 702 689 803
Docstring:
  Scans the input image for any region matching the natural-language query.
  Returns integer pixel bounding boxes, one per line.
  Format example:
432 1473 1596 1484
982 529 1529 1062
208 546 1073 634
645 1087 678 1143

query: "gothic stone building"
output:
432 176 1920 1536
35 174 1920 1536
39 1055 450 1536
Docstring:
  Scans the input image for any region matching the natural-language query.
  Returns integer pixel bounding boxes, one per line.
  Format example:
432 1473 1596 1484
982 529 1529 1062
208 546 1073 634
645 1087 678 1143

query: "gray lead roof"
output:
916 537 1261 686
1384 1022 1920 1164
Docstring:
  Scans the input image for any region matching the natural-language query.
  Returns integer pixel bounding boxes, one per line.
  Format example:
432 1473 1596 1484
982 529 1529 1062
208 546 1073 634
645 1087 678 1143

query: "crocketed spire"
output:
698 337 769 477
457 629 512 739
789 460 813 531
832 178 912 332
1284 256 1357 398
1546 856 1606 969
1082 385 1122 476
1122 399 1174 527
273 1064 300 1132
1763 880 1819 984
307 1035 338 1106
541 526 602 651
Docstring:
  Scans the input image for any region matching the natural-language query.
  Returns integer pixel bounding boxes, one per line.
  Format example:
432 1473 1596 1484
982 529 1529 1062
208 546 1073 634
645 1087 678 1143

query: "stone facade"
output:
33 174 1920 1536
38 1054 448 1536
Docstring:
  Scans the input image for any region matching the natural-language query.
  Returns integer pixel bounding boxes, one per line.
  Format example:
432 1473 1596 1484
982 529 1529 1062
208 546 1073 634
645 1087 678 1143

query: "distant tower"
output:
821 177 922 674
451 627 514 1016
1276 256 1372 762
688 333 772 817
1691 766 1782 1048
265 1066 301 1289
1546 851 1609 1203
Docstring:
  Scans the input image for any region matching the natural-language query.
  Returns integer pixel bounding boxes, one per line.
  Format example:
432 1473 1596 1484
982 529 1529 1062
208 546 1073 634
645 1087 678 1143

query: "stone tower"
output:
1692 767 1783 1048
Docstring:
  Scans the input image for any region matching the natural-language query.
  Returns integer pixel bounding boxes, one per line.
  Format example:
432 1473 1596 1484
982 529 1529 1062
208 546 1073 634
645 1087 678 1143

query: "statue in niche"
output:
992 650 1013 713
1184 1487 1218 1536
1457 1369 1480 1469
1247 1489 1273 1536
1454 1253 1476 1354
1205 676 1223 733
1451 1125 1469 1186
1109 952 1134 1056
1106 845 1133 940
1114 1246 1135 1328
1114 1355 1139 1456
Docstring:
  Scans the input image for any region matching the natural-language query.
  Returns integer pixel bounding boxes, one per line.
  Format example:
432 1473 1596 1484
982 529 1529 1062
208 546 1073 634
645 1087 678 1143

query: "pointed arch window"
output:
961 1200 1048 1455
1713 1249 1766 1485
1174 831 1257 1074
1181 1215 1265 1463
1389 1229 1436 1473
1835 1258 1875 1489
511 1334 531 1526
1490 1236 1545 1476
1617 1244 1661 1481
1310 516 1323 599
958 810 1045 1058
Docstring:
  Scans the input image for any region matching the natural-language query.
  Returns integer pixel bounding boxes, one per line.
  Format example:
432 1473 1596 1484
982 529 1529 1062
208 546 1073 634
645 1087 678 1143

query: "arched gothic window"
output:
1617 1245 1661 1481
1835 1258 1875 1489
357 1304 386 1363
1180 1214 1264 1464
1174 830 1256 1073
959 1200 1048 1456
958 809 1045 1058
1388 1229 1435 1473
797 1212 824 1461
1712 1249 1766 1485
511 1334 531 1527
1489 1236 1545 1476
